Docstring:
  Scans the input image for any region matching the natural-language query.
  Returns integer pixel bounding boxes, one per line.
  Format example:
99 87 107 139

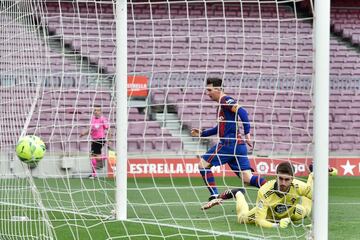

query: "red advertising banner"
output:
127 75 148 97
331 158 360 176
107 157 360 178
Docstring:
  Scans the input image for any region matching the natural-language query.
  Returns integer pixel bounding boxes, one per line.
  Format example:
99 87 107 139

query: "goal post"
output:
313 0 330 238
116 0 128 221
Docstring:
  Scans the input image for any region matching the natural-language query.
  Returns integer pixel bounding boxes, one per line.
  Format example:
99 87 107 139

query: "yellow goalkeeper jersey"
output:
254 177 312 227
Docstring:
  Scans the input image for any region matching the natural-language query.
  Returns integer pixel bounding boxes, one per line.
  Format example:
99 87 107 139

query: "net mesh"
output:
0 0 314 239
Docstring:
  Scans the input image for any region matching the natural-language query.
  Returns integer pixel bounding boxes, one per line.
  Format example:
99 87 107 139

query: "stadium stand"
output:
27 88 183 153
331 8 360 45
0 13 97 88
36 0 360 147
151 88 360 154
41 2 360 77
1 1 359 154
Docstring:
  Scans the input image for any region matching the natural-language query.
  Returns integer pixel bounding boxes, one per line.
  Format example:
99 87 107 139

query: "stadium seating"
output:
1 2 360 155
23 88 183 154
330 0 360 49
331 8 360 45
42 2 360 77
151 88 360 154
0 13 93 89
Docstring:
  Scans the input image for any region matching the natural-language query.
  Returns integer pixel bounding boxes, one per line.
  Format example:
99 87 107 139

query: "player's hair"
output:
94 105 102 109
276 162 295 176
206 77 223 87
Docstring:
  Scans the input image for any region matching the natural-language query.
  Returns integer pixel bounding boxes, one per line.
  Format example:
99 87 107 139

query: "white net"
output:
1 1 115 239
128 1 314 239
0 0 316 239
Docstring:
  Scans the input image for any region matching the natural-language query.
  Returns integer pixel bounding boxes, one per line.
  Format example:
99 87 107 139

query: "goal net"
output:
0 0 316 239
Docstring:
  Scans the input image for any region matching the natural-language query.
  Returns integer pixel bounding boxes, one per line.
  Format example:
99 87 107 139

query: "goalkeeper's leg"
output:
235 190 256 224
290 196 312 221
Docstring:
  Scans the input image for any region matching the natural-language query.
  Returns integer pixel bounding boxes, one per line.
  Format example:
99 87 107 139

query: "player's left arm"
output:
254 192 279 228
107 129 113 146
103 117 113 145
303 165 337 199
231 105 252 148
305 173 313 199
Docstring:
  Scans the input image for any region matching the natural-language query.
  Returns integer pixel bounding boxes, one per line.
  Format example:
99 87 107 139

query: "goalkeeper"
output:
205 161 313 228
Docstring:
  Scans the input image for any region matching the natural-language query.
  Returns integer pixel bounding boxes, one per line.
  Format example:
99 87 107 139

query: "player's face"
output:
206 84 221 101
94 108 102 118
277 173 293 192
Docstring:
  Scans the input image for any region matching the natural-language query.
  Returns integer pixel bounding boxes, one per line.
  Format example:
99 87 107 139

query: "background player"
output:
205 161 313 228
191 77 267 204
308 163 338 176
80 105 111 179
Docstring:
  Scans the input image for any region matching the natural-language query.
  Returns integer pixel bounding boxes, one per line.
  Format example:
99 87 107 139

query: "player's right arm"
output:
80 129 89 137
191 126 218 137
290 175 313 200
254 190 279 228
299 173 313 199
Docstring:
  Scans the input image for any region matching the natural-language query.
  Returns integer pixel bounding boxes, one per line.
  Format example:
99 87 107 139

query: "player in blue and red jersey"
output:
191 77 267 208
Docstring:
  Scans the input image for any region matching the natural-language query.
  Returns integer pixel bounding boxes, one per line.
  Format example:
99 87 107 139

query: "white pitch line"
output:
329 202 360 205
124 219 263 240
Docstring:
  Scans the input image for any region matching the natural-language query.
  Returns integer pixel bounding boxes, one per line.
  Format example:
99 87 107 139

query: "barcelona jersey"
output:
218 95 243 145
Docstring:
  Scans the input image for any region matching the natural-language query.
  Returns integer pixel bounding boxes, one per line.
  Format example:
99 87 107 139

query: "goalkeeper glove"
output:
329 167 338 176
279 218 291 228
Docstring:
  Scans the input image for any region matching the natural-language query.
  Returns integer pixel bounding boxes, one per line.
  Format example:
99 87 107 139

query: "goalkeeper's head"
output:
276 161 295 193
206 77 224 101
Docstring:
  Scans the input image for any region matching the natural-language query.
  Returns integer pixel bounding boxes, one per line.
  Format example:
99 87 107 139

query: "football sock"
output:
219 188 245 200
199 168 218 196
250 175 267 188
91 157 97 177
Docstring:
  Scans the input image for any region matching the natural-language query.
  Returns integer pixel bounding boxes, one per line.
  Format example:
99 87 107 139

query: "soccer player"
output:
191 77 267 204
205 161 313 228
308 163 338 176
80 105 111 179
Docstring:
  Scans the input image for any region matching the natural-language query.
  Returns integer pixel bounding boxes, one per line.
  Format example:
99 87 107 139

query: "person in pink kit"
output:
80 105 111 179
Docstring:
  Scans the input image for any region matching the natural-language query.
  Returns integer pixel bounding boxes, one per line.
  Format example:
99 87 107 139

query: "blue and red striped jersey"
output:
201 95 250 145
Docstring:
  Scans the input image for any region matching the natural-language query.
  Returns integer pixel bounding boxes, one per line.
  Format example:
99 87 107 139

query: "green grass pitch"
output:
1 176 359 239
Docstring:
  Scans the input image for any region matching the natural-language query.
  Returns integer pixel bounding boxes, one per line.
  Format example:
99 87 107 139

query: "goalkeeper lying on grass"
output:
203 161 337 229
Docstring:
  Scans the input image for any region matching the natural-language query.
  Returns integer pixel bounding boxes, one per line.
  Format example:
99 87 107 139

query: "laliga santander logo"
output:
257 162 270 174
256 161 306 175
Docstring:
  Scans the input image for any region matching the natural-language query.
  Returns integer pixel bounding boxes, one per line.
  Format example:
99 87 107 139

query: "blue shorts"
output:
201 143 251 172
